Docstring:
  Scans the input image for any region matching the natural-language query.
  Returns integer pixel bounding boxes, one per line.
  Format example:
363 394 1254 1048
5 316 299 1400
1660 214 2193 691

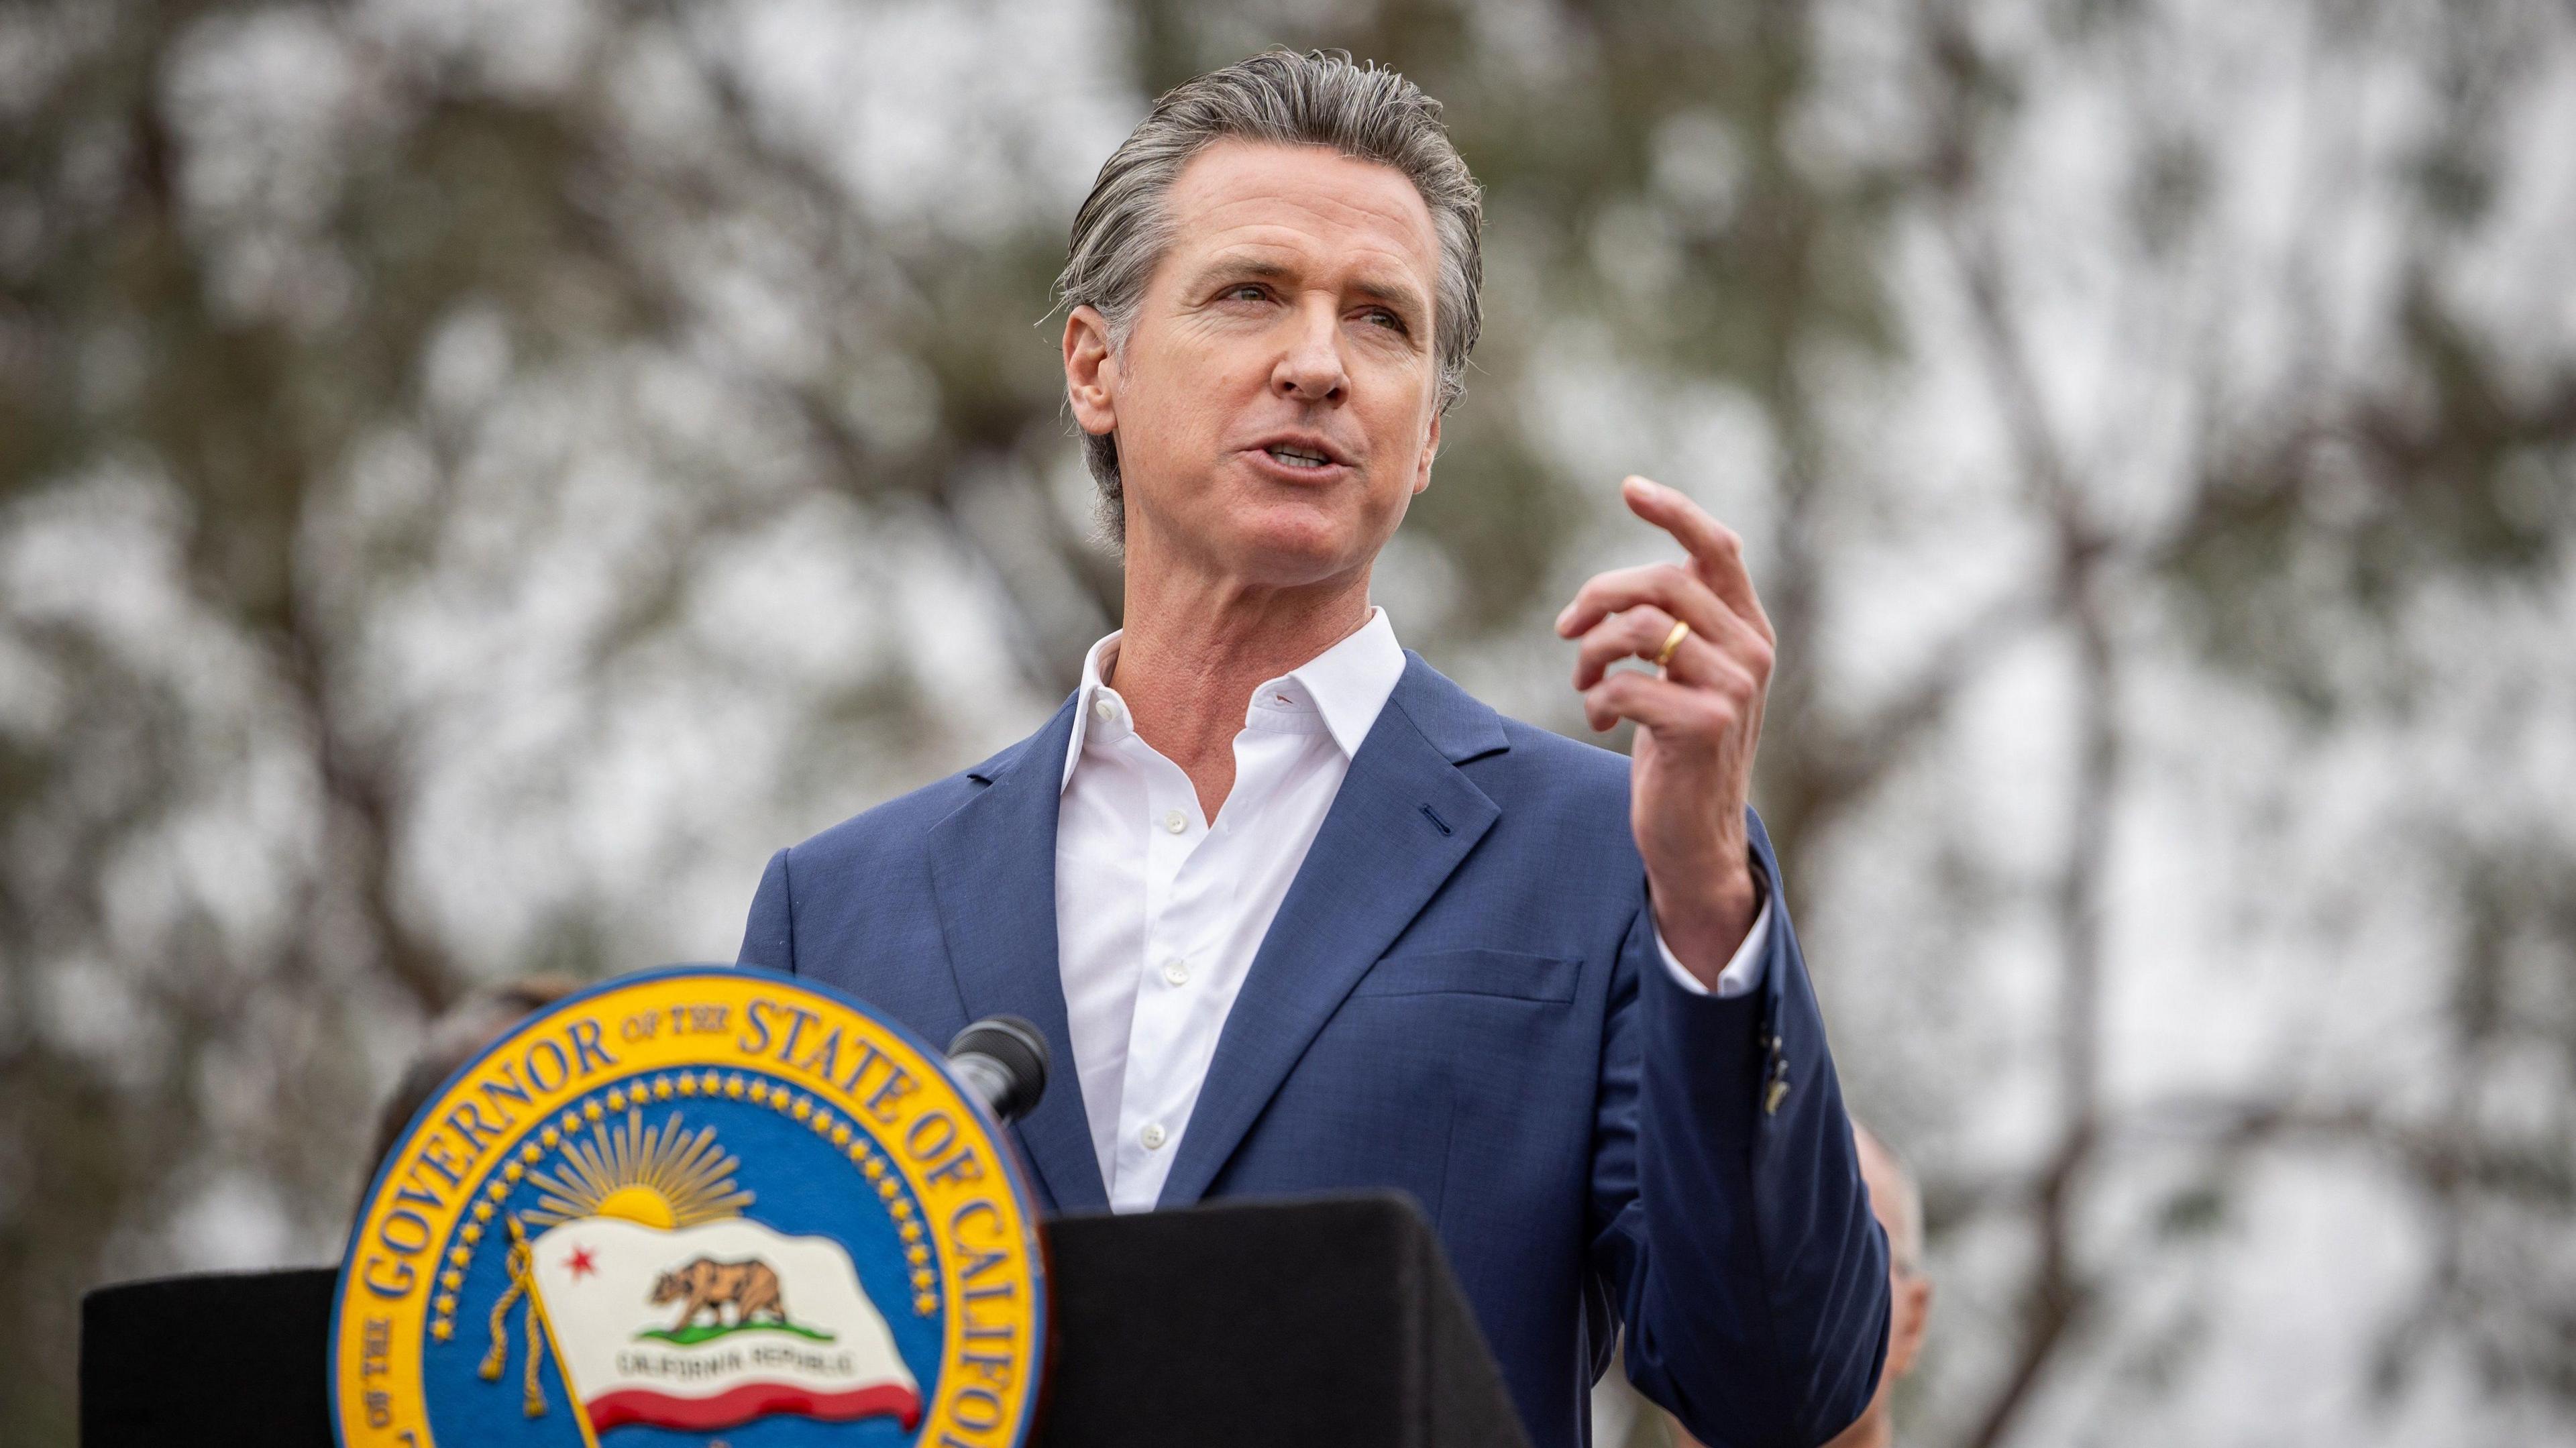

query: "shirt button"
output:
1139 1122 1167 1150
1163 810 1187 834
1093 696 1116 722
1163 959 1190 986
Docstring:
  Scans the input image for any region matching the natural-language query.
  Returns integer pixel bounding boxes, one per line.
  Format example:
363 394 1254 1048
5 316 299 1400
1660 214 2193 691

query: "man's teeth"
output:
1265 445 1331 467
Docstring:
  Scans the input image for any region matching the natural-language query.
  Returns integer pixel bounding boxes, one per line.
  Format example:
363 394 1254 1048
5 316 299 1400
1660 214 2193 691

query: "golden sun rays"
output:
521 1108 754 1229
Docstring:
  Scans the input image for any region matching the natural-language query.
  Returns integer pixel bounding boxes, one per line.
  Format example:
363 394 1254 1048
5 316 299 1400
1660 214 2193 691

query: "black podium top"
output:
83 1192 1529 1448
84 1264 336 1446
1038 1193 1529 1447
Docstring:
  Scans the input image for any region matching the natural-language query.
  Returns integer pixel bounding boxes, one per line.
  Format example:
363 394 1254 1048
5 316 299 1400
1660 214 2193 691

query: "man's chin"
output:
1236 536 1364 584
1201 508 1375 585
1129 465 1391 583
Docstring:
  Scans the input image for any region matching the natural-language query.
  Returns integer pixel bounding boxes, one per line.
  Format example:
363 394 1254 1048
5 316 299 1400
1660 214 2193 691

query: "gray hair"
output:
1055 49 1486 535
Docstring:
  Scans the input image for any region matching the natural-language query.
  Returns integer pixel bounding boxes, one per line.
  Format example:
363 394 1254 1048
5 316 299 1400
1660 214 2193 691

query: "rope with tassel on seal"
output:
478 1217 551 1417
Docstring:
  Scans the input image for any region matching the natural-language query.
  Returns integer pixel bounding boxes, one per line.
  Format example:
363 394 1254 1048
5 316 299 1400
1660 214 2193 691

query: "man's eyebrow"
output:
1183 254 1432 320
1190 254 1298 282
1182 255 1297 290
1343 272 1430 319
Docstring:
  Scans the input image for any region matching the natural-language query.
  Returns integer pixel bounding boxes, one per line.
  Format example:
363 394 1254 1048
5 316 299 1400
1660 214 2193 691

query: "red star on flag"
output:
566 1244 598 1280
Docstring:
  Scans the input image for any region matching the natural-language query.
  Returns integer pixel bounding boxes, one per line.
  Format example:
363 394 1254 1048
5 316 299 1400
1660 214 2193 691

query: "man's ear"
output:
1413 407 1442 495
1064 304 1119 437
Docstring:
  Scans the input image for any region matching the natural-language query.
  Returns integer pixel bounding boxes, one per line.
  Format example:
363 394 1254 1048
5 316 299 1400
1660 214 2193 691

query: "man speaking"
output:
739 50 1888 1448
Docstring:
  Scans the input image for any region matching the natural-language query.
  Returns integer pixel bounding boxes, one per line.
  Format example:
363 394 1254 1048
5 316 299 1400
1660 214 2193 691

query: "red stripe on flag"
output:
585 1381 922 1432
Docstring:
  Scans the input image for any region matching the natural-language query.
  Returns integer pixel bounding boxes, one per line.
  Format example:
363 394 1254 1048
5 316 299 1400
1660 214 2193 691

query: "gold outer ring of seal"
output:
331 966 1045 1448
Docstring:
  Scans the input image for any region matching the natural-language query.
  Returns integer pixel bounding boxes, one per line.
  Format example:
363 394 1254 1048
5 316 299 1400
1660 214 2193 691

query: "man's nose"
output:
1271 300 1348 403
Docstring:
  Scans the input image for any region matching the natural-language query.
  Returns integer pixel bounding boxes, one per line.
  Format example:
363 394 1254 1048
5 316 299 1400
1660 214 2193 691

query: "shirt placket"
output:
1111 739 1208 1205
1118 714 1325 1203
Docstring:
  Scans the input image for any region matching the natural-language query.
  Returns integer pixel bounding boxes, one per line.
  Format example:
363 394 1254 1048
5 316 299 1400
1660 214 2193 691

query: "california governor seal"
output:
334 966 1046 1448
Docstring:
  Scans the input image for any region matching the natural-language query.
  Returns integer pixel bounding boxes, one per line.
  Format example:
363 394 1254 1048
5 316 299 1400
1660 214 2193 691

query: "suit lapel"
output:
925 697 1110 1214
1156 656 1509 1208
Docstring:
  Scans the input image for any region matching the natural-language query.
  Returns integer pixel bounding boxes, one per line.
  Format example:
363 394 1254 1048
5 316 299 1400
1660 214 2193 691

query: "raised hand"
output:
1554 476 1775 985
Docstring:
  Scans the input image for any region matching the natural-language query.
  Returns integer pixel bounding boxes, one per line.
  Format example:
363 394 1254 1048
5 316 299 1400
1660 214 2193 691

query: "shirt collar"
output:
1062 607 1406 791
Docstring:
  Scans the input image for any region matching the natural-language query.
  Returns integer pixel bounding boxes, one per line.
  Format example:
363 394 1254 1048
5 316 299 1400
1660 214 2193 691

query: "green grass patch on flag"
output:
633 1319 839 1347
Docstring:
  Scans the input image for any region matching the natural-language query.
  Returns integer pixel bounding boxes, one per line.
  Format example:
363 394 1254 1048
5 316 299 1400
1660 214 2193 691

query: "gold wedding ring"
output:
1653 619 1692 671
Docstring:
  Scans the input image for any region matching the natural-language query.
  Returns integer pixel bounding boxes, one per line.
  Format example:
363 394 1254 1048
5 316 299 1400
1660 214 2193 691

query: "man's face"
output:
1856 1131 1933 1381
1064 140 1445 587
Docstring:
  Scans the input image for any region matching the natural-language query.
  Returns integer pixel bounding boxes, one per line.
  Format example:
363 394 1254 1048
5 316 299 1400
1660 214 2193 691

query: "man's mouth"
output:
1262 444 1336 469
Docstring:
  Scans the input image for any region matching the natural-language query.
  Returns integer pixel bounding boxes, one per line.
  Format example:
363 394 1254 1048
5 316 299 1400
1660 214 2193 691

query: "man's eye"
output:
1224 284 1268 302
1363 309 1407 331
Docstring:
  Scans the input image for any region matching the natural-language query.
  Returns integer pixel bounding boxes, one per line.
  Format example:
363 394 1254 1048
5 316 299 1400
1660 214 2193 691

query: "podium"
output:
82 1192 1531 1448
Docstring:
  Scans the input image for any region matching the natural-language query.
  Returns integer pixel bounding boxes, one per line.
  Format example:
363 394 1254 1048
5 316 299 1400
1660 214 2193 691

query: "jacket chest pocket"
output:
1348 947 1581 1003
1261 948 1591 1229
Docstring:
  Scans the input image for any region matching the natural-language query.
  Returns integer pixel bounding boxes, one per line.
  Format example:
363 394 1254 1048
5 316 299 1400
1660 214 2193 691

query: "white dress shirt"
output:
1054 608 1773 1211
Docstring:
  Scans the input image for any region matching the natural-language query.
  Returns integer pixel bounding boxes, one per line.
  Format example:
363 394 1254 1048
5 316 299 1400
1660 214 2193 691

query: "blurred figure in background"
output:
1612 1121 1929 1448
357 977 582 1194
1820 1124 1932 1448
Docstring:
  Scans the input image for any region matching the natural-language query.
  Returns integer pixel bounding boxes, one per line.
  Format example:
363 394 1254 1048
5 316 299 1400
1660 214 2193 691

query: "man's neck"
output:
1107 545 1375 822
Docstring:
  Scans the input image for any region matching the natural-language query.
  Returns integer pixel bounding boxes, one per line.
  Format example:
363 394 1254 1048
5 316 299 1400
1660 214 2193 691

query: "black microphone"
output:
947 1015 1049 1124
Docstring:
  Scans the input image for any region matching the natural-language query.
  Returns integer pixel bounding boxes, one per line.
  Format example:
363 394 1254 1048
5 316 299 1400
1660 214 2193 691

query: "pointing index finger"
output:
1621 476 1771 642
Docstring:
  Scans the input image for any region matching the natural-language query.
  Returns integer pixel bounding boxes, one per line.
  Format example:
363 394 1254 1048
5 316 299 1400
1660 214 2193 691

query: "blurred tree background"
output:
4 0 2573 1443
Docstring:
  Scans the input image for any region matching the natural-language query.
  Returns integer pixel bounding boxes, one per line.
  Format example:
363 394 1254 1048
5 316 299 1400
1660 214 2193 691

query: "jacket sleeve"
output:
737 846 799 975
1589 809 1889 1448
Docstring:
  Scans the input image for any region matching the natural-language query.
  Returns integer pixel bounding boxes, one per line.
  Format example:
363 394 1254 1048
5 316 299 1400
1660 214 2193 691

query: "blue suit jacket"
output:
739 654 1888 1448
